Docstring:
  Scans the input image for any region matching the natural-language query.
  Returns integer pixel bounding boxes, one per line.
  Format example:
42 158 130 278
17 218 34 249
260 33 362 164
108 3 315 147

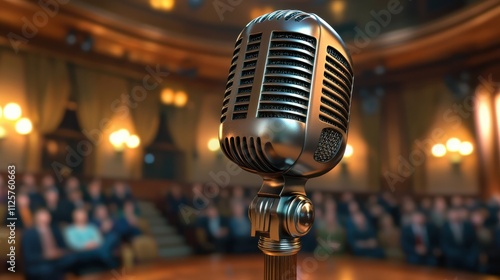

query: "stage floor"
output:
3 255 500 280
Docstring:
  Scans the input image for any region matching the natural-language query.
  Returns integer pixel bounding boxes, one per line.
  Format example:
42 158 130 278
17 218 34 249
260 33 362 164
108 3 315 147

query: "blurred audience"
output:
401 211 440 266
347 211 384 259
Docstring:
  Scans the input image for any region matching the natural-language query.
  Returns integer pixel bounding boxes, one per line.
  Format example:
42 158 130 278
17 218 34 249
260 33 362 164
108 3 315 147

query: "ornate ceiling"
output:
0 0 498 86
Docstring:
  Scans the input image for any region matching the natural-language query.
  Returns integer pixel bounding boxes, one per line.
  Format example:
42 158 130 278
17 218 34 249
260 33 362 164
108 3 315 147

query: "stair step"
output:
158 246 192 258
150 225 177 235
155 235 185 246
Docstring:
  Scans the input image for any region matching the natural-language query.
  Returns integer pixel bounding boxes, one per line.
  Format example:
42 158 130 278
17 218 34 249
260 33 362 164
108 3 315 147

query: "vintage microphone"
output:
218 10 354 280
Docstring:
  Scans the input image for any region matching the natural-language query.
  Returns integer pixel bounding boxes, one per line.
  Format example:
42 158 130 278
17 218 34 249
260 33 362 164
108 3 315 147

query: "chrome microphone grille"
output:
319 46 353 133
257 32 316 123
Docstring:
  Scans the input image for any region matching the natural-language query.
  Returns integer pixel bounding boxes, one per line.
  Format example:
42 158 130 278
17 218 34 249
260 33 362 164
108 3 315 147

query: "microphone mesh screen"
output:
232 33 263 121
221 38 242 123
313 128 342 163
257 31 316 123
319 46 353 133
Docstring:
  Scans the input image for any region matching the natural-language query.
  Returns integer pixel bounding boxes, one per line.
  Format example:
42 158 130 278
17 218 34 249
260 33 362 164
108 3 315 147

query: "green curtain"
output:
165 85 203 181
24 54 70 172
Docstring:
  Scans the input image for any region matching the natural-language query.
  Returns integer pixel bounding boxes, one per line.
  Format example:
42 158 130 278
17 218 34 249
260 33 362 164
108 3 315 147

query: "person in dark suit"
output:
401 211 440 266
22 209 77 280
196 204 229 253
488 210 500 274
347 211 384 259
441 207 479 271
43 188 73 226
85 179 108 214
228 202 256 253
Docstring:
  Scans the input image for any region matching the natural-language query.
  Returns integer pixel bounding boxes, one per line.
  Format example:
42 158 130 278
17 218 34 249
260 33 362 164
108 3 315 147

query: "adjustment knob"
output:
285 196 314 237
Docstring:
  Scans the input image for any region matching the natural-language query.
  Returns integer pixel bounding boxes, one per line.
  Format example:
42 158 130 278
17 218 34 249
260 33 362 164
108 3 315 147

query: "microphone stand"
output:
249 176 314 280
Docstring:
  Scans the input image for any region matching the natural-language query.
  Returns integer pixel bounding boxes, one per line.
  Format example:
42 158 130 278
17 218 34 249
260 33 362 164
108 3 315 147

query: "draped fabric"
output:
358 100 382 191
74 67 129 176
402 81 444 192
129 81 161 178
24 54 70 172
165 87 203 181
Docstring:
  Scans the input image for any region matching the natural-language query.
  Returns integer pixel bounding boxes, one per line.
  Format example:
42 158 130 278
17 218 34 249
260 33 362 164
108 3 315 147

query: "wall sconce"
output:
161 88 188 108
207 137 223 159
109 129 140 152
431 137 473 170
150 0 175 11
0 103 33 139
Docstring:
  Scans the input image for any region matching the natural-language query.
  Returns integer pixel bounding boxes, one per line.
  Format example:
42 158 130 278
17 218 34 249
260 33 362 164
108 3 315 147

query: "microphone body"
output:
219 10 353 279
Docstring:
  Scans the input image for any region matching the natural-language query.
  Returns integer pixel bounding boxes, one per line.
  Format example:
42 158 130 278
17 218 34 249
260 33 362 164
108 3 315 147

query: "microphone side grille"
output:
232 33 263 121
313 128 343 163
319 46 353 133
257 32 316 123
221 37 243 123
221 137 278 173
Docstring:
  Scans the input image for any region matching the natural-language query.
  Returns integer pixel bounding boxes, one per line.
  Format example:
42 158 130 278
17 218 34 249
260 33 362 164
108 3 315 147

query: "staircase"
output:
137 201 192 259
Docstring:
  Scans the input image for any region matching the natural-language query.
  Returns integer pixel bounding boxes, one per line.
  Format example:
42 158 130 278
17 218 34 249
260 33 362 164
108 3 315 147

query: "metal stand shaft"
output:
264 254 297 280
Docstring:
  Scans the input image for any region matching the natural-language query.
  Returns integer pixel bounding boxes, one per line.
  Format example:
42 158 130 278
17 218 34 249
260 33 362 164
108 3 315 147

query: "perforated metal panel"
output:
221 37 242 123
257 31 316 123
313 128 342 163
319 46 354 133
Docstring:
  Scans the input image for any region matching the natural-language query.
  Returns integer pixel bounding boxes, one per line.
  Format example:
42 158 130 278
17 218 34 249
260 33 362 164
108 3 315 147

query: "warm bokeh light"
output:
477 93 493 143
174 91 188 107
126 134 141 149
15 118 32 135
344 144 353 158
0 106 2 119
116 129 130 141
330 0 346 20
0 126 6 139
431 143 447 157
496 93 500 148
161 88 175 105
459 141 474 156
109 131 125 150
150 0 174 11
446 137 461 152
4 102 22 120
207 138 220 152
250 6 274 20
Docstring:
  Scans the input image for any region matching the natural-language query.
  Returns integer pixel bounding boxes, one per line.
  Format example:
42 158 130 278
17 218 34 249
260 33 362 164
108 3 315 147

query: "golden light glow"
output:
496 94 500 147
150 0 174 11
109 131 125 151
116 129 130 140
15 118 32 135
344 144 353 158
0 106 2 119
161 88 175 105
431 144 446 158
4 103 22 120
330 0 346 20
208 138 220 152
126 135 140 149
174 91 188 107
477 94 493 142
446 138 461 152
459 141 474 156
250 6 274 20
0 126 6 139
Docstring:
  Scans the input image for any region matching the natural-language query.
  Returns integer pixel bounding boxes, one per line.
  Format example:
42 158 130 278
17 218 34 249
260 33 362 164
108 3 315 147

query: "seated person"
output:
109 181 134 211
64 208 118 269
92 204 116 238
43 188 73 226
196 204 229 253
470 209 493 272
228 202 255 253
378 214 404 260
113 200 142 242
63 177 81 199
441 207 479 271
85 179 108 213
22 209 76 280
487 210 500 274
347 211 384 259
401 211 440 266
21 173 44 211
13 193 33 229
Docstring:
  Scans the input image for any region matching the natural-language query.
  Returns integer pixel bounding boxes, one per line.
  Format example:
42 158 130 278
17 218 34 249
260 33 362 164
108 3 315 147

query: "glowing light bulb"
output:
208 138 220 152
161 88 175 105
459 141 473 156
446 138 461 152
15 118 32 135
4 103 22 120
109 131 124 151
431 144 447 158
344 144 353 158
174 91 188 107
126 135 141 149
